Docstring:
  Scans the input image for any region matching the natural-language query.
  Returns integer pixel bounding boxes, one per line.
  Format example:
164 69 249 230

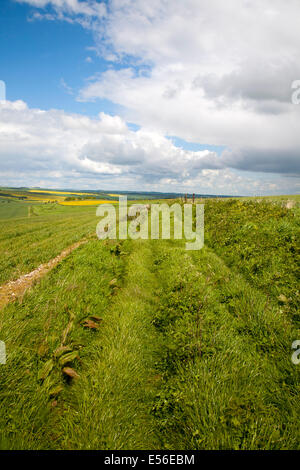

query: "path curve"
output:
0 239 88 309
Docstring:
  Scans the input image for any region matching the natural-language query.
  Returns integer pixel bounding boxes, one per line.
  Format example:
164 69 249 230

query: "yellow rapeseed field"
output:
59 200 119 206
28 189 95 196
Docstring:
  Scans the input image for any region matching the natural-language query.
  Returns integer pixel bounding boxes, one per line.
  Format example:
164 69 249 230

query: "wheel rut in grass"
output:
0 238 89 310
55 239 165 450
2 236 297 450
0 239 124 449
148 242 300 450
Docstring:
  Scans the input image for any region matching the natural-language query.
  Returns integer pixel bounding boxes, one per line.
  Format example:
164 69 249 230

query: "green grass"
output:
0 197 299 449
0 199 33 219
150 243 299 449
0 239 124 449
0 203 98 284
56 239 163 450
240 194 300 204
204 199 299 323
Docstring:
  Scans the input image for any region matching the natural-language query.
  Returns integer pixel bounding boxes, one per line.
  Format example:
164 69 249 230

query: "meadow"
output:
0 190 299 449
0 203 97 284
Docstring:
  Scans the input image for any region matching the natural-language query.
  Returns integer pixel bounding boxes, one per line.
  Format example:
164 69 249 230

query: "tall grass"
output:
56 240 163 449
0 240 124 449
151 243 299 449
0 198 299 449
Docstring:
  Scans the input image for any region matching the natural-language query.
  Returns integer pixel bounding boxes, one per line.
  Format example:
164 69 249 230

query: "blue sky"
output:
0 0 299 194
0 0 223 153
0 0 119 116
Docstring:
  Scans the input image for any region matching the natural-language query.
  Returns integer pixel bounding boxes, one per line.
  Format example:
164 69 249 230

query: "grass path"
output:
0 239 89 310
0 235 299 449
150 242 300 449
56 239 163 449
0 240 125 449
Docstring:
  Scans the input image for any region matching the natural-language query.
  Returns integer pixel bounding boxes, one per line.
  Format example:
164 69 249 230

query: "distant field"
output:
0 200 34 219
0 190 65 203
28 189 96 196
60 200 119 206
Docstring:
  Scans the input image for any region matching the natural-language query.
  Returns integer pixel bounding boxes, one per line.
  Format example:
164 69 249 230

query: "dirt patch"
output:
0 239 88 310
285 200 296 209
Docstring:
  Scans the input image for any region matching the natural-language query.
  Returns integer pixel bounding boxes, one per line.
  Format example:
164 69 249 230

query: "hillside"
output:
0 194 299 449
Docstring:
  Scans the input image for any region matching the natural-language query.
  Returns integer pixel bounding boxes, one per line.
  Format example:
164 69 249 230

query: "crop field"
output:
0 193 299 450
60 200 119 206
0 200 33 220
0 188 120 205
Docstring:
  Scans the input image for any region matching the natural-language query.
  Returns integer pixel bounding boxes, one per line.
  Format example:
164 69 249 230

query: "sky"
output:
0 0 299 195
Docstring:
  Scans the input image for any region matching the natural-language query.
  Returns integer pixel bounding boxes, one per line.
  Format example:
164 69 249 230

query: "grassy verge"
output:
150 241 300 449
0 240 124 449
204 199 299 324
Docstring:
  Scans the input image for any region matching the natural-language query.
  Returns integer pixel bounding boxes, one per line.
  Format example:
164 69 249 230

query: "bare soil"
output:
0 239 88 310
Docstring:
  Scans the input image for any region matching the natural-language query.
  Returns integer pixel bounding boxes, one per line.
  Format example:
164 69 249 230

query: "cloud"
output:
16 0 106 18
77 0 300 179
220 147 300 175
1 100 298 194
0 99 214 185
11 0 300 192
60 78 74 95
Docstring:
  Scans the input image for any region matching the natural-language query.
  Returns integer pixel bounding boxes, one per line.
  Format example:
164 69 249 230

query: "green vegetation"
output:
151 243 299 449
0 203 97 284
239 194 300 205
204 199 299 322
0 199 32 220
0 194 299 449
0 240 123 449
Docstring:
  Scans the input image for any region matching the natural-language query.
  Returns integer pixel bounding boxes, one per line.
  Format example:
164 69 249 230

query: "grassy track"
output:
0 240 124 449
0 205 97 284
56 240 163 450
150 242 299 449
0 197 299 449
0 238 165 449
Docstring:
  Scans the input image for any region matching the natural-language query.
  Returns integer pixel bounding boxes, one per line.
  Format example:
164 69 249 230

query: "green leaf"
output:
58 351 79 366
38 359 54 381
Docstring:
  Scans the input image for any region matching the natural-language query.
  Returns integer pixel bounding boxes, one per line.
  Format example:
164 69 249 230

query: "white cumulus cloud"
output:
8 0 300 192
